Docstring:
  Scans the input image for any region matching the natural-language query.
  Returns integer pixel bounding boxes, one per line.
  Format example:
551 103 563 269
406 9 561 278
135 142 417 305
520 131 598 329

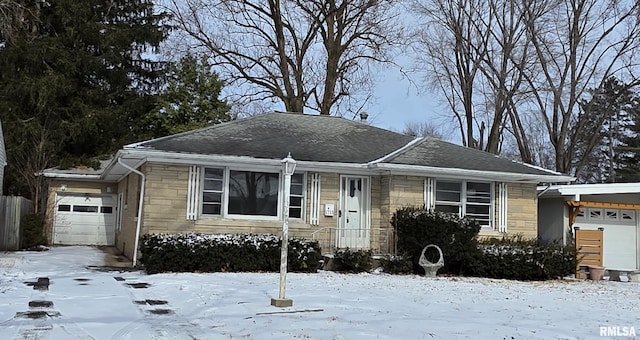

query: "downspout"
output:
117 158 146 267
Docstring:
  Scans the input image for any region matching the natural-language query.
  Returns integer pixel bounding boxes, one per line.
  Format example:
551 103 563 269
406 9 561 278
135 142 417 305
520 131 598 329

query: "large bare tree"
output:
519 0 640 175
414 0 640 178
412 0 490 148
164 0 403 115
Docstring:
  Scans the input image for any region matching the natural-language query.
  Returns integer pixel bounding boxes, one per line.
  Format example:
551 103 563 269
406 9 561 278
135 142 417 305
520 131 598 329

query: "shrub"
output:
138 233 322 274
392 207 482 275
21 213 47 249
469 236 577 280
332 248 373 273
379 254 414 274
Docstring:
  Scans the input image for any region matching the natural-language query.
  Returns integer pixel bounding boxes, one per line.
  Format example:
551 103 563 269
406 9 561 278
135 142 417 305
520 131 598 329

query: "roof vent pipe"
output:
359 112 368 123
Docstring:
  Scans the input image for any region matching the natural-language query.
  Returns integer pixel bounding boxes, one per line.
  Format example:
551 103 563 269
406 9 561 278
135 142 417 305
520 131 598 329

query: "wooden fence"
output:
574 227 604 279
0 196 33 250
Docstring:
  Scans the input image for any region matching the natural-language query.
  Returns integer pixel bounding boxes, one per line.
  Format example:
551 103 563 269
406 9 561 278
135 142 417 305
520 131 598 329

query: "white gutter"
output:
537 184 552 197
117 157 146 267
39 173 104 180
369 163 576 183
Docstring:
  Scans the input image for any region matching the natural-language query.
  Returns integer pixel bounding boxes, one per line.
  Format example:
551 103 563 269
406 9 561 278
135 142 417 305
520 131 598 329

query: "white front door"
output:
338 176 369 249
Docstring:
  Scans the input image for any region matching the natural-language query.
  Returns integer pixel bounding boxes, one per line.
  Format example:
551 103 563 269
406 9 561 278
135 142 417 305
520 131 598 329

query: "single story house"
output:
0 118 6 195
42 112 574 264
538 183 640 271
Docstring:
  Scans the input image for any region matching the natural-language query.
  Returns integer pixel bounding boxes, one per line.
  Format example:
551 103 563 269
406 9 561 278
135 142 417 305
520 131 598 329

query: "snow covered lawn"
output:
0 246 638 339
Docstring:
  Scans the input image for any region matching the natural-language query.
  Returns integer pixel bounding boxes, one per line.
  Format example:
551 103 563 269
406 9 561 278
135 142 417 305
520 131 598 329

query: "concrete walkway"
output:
96 246 134 269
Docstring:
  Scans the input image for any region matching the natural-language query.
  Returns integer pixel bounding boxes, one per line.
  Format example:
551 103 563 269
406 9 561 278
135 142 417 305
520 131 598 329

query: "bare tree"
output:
414 0 640 177
519 0 640 174
164 0 403 116
0 0 38 45
411 0 491 148
402 121 444 138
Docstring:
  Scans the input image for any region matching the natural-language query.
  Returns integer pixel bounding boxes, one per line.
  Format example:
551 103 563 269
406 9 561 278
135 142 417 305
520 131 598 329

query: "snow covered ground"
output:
0 246 638 339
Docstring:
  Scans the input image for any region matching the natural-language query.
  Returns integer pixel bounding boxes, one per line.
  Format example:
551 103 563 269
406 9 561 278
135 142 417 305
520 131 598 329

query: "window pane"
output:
290 183 303 196
58 205 71 212
467 182 490 193
435 181 461 202
101 206 113 214
289 207 302 219
204 168 223 179
290 196 303 207
437 181 462 192
291 174 304 185
228 171 279 216
203 192 222 203
435 204 459 214
466 204 490 215
466 182 491 203
73 205 99 213
202 204 221 215
204 180 223 191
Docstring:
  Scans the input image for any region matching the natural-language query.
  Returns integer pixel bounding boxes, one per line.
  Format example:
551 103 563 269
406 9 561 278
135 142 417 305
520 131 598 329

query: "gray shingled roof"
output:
133 112 414 163
384 137 558 176
130 111 564 177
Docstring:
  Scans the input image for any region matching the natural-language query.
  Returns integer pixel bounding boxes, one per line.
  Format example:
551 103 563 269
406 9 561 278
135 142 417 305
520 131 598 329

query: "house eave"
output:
538 182 640 198
369 163 575 183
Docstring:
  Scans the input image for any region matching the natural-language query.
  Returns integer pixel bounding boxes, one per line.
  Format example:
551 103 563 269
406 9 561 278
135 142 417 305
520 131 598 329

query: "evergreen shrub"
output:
379 254 414 274
21 213 47 249
391 207 576 280
332 248 373 273
470 236 577 280
139 233 322 274
392 207 482 275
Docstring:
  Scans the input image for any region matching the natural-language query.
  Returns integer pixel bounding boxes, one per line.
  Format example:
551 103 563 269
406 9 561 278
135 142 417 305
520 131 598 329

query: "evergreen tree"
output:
615 88 640 182
143 53 231 138
0 0 169 207
572 77 638 183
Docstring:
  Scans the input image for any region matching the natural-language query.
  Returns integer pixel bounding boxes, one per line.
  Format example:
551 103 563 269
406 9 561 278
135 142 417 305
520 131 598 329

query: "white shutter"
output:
310 173 321 225
424 178 435 210
498 182 508 232
186 165 201 221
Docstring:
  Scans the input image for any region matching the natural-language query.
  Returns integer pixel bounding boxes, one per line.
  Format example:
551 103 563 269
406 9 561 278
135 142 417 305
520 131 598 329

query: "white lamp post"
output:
271 153 296 307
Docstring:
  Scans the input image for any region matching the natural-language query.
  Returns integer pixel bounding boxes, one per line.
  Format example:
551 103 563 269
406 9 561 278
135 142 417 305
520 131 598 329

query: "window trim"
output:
433 179 494 228
199 166 306 221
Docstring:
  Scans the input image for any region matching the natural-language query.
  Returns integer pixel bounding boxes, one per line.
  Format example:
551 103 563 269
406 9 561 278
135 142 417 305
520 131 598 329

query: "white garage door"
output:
574 208 638 270
53 194 116 245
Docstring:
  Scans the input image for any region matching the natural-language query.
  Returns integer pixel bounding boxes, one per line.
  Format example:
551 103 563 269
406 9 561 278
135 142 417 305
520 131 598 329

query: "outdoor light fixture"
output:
271 153 297 308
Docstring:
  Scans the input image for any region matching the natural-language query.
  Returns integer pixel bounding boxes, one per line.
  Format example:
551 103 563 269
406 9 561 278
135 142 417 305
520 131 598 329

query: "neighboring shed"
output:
538 183 640 271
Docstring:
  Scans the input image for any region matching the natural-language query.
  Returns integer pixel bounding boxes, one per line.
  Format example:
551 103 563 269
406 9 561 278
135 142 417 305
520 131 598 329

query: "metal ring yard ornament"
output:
418 244 444 277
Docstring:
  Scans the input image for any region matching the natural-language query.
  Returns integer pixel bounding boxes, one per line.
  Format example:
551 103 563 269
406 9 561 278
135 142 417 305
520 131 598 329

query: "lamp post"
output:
271 153 296 307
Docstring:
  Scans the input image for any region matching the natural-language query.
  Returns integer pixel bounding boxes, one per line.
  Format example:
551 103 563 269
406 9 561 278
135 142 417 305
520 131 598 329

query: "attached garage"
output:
53 194 116 245
538 183 640 273
573 207 638 270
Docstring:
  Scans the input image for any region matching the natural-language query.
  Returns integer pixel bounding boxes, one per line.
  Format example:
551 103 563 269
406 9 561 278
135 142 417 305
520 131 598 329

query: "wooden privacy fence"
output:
574 227 604 278
0 196 33 250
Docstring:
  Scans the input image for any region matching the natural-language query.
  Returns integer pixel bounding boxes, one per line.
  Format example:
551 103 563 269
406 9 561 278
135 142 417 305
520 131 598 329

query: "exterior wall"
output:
480 182 538 239
538 197 568 244
122 165 346 257
378 175 424 253
378 177 540 240
45 180 116 244
116 170 145 259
